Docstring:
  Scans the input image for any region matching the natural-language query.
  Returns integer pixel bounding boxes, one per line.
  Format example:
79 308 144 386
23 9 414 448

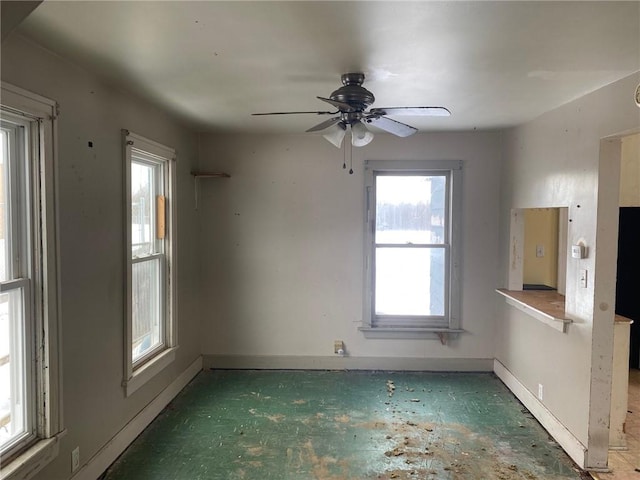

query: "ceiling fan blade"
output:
317 96 355 112
252 110 337 116
366 116 418 137
305 117 342 133
369 107 451 117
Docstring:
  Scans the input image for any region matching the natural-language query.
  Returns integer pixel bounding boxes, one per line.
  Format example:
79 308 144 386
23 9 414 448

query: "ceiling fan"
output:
252 73 450 148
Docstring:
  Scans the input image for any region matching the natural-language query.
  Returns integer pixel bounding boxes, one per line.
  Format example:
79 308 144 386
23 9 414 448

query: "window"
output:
362 160 462 338
124 131 176 396
0 83 62 480
0 107 34 461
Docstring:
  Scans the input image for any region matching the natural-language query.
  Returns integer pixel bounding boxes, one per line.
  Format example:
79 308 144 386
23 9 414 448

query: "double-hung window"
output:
362 160 462 338
124 131 176 396
0 84 62 480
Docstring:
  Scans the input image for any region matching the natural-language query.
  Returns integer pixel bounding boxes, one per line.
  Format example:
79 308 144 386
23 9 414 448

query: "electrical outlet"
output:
71 446 80 472
536 245 544 258
538 384 544 401
334 340 345 355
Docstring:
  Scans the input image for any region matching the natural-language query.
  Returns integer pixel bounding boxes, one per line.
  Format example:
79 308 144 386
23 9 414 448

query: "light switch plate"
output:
579 269 588 288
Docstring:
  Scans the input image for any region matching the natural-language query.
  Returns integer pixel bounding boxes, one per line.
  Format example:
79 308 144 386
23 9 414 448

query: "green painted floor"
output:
104 370 587 480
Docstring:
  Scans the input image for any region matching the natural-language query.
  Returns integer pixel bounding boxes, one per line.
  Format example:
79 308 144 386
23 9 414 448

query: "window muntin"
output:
364 161 461 333
124 130 176 394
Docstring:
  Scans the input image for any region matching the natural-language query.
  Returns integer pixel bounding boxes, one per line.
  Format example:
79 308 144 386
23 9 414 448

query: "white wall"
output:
620 133 640 207
197 131 502 369
496 72 640 469
1 35 201 480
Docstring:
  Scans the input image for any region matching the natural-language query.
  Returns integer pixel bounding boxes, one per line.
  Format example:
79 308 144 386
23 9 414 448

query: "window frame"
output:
123 130 177 397
0 82 63 480
361 160 463 339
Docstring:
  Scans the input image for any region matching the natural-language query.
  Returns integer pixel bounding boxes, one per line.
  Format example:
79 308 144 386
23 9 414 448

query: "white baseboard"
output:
493 359 587 469
203 354 493 372
72 356 203 480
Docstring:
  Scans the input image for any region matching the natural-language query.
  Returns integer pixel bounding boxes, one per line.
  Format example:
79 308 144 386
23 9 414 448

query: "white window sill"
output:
359 327 464 341
496 288 572 333
124 347 178 397
1 433 64 480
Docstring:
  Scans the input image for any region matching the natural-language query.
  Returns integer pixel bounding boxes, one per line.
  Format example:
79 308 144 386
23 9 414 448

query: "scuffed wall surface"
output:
197 131 501 363
1 35 201 480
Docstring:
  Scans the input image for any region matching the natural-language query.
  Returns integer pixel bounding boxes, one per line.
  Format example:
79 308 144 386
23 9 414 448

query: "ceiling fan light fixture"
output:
322 122 347 148
351 121 374 147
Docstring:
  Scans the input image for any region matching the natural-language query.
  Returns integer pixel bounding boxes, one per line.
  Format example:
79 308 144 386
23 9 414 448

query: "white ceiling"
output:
16 1 640 134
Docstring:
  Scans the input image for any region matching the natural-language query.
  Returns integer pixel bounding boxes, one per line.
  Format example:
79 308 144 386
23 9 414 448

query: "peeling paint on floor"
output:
104 370 587 480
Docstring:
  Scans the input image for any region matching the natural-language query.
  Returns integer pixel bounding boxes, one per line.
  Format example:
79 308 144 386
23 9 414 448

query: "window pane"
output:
0 289 28 451
132 258 162 363
0 130 9 282
375 247 445 316
131 161 156 257
376 175 446 245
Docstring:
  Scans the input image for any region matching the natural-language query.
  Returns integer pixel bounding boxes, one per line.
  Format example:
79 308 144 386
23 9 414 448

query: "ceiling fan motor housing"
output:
330 73 375 113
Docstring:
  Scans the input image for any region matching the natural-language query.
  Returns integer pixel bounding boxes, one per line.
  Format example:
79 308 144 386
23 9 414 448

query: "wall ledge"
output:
496 288 572 333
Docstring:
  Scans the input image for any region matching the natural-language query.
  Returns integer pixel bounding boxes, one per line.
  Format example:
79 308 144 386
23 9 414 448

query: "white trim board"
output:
203 355 493 372
493 359 589 470
71 356 203 480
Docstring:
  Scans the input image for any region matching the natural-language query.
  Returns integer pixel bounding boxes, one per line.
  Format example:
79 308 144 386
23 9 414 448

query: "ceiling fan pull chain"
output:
342 138 347 170
349 142 354 175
